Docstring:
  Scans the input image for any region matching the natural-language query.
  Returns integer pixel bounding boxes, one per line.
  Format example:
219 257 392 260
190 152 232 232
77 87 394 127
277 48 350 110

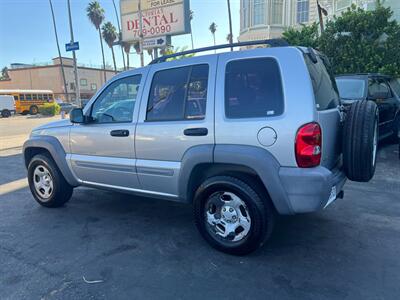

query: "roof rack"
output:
150 38 290 64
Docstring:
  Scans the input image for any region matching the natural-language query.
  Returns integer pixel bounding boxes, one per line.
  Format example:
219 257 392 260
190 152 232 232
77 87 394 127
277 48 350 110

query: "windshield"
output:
336 78 366 99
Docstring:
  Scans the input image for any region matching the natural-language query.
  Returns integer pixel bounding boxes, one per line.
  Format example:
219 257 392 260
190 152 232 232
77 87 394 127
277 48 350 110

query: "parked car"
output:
336 74 400 142
58 102 77 114
0 95 16 118
23 41 379 255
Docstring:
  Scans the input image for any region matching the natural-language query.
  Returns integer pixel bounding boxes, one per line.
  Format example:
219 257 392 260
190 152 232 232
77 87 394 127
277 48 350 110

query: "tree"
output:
111 0 126 70
123 42 131 69
282 22 319 48
282 2 400 77
1 67 9 80
160 46 194 61
102 21 118 72
189 10 194 49
319 3 400 76
87 1 106 81
209 22 217 52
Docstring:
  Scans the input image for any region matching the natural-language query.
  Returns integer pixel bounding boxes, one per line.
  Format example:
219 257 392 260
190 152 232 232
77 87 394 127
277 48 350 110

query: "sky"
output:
0 0 240 69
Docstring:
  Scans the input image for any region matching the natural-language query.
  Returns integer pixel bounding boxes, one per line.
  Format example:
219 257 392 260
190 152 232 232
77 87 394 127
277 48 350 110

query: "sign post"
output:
66 0 80 107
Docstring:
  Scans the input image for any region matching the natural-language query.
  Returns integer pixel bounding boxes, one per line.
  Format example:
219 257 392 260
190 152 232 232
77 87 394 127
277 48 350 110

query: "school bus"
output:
0 89 54 114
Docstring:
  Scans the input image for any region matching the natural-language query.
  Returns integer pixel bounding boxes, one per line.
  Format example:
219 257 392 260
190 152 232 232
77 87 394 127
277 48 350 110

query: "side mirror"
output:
370 91 389 100
70 108 85 123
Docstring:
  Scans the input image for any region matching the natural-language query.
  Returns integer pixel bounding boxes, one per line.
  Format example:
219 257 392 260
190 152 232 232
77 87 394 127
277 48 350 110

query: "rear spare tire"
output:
343 100 378 182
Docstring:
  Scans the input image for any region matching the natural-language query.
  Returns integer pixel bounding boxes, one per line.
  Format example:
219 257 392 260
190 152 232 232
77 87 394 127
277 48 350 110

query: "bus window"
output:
20 94 25 100
33 94 37 100
13 95 18 100
26 94 32 100
38 94 43 100
43 94 48 100
49 94 53 99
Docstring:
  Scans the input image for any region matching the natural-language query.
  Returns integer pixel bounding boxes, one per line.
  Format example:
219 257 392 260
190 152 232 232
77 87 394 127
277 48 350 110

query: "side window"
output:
225 58 284 119
369 79 391 98
26 94 32 100
146 64 209 121
305 54 340 111
19 94 25 100
13 95 18 101
90 75 141 123
33 94 37 100
390 78 400 96
38 94 43 100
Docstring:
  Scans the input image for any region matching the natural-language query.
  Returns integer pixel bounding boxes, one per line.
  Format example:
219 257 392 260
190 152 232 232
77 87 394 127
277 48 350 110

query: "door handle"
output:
183 127 208 136
110 129 129 137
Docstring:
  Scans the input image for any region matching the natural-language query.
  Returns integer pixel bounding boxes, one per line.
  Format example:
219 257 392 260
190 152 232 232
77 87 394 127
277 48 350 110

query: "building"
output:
239 0 319 42
239 0 400 42
0 57 116 102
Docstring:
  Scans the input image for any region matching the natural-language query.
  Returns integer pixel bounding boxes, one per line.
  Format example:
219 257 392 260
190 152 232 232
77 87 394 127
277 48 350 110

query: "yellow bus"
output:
0 89 54 115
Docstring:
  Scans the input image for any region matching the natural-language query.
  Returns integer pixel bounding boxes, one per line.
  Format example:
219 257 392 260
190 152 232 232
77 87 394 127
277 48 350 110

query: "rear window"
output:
336 78 366 99
304 54 340 111
225 58 284 119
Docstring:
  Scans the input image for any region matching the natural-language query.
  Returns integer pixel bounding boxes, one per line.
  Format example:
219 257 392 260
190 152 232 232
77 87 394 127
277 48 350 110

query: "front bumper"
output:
279 165 347 214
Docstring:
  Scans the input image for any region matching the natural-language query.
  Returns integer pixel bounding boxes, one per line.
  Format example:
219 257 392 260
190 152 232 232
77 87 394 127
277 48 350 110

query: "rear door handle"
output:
110 129 129 137
183 128 208 136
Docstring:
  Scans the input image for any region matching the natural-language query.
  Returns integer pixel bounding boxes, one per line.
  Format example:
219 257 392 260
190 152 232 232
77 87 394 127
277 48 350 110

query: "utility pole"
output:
112 0 126 70
49 0 69 102
67 0 81 107
138 0 144 67
227 0 233 51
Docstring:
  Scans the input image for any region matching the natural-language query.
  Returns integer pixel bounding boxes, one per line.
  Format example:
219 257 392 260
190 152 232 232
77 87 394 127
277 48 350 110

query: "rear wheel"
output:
28 154 73 207
343 100 378 182
29 105 38 115
1 109 11 118
193 176 274 255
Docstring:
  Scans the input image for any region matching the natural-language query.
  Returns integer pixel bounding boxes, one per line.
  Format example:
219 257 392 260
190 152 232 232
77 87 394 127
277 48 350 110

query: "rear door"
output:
135 56 216 198
304 54 341 169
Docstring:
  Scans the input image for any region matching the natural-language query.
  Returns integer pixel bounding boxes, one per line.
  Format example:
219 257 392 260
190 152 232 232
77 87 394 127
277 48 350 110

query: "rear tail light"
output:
295 122 322 168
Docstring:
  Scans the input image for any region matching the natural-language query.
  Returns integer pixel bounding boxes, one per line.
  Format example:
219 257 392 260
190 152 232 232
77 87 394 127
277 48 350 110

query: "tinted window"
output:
305 54 340 110
91 75 141 123
38 94 43 100
390 78 400 96
225 58 284 118
146 64 209 121
369 79 391 98
33 94 37 100
26 94 32 100
336 78 366 99
13 95 18 100
19 94 25 100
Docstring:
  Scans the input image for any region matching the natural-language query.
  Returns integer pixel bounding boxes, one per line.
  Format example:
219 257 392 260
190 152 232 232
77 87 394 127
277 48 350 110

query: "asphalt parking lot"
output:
0 121 399 299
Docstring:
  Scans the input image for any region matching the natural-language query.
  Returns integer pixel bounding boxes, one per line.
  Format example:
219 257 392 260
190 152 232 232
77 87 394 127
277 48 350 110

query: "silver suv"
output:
23 41 378 255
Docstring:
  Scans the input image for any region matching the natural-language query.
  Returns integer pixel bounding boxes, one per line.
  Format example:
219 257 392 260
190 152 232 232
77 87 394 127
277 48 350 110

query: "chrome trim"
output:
81 180 179 198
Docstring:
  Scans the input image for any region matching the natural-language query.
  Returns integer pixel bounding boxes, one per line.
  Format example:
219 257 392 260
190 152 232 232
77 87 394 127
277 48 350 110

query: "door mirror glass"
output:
70 108 84 123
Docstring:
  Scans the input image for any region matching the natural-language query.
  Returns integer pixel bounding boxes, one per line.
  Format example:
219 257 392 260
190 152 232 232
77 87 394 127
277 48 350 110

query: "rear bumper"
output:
278 165 347 214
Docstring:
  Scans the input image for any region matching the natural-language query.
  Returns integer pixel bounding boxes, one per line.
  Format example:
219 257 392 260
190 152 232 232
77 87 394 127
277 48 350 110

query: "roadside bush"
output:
40 103 61 116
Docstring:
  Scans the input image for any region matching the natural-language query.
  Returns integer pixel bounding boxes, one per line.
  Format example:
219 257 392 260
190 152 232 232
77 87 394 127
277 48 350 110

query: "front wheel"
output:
193 176 274 255
28 154 73 207
1 109 11 118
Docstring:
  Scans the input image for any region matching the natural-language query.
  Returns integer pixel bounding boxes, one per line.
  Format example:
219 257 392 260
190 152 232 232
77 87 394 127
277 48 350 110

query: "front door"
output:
135 57 216 198
69 73 143 189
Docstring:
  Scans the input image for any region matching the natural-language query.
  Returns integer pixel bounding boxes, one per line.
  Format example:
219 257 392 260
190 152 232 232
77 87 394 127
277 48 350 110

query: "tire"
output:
29 105 39 115
343 100 378 182
1 109 11 118
193 176 274 255
388 115 399 144
28 154 73 208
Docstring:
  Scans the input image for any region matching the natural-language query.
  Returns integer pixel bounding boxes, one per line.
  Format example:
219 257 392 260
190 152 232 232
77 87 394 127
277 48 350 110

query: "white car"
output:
0 95 16 118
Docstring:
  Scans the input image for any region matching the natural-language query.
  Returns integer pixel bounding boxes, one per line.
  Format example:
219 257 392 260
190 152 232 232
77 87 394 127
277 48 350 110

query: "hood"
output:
33 119 72 131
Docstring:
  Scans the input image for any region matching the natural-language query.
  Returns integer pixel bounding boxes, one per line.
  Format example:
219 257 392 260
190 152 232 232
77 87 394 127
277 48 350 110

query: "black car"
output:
336 74 400 142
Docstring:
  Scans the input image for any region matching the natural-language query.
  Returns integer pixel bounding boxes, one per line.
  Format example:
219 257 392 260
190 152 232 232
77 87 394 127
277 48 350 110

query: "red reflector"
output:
295 122 322 168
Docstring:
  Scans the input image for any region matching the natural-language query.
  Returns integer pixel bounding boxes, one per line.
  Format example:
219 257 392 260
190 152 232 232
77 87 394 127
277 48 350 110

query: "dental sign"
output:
120 0 190 42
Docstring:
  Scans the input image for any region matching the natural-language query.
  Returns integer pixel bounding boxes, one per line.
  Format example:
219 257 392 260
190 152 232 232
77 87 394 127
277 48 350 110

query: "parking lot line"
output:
0 178 28 196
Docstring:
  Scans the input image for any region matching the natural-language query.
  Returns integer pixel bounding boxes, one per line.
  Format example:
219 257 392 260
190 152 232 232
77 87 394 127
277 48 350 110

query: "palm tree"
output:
123 42 131 69
209 22 217 52
86 1 106 82
102 22 118 73
189 10 194 49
